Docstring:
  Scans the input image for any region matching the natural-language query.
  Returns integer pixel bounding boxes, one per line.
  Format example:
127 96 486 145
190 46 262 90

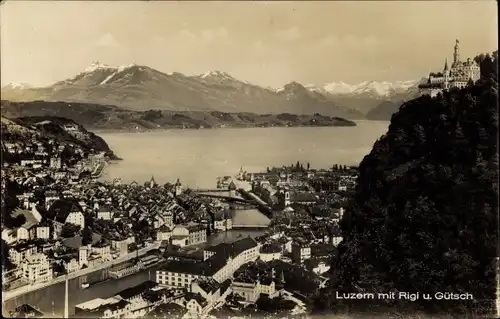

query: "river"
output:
2 121 389 316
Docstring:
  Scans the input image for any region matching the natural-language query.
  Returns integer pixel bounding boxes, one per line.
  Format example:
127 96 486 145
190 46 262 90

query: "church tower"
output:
174 178 182 196
453 39 460 65
284 187 291 207
443 58 450 90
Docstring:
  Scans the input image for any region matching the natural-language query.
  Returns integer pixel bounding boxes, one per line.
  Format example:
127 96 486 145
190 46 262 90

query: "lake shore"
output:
90 123 358 134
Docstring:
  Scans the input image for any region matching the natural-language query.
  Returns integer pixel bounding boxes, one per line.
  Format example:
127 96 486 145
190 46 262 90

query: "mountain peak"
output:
199 70 233 79
84 61 113 73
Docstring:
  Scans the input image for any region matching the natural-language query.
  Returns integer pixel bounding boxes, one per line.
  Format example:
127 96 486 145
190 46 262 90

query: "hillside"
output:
315 65 498 317
1 115 117 159
0 100 356 131
0 62 364 119
365 100 401 121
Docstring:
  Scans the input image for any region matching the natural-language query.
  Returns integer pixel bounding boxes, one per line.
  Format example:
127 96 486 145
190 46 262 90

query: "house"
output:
92 242 112 262
9 243 38 265
187 224 207 246
2 208 42 243
34 223 51 240
51 205 85 238
304 259 331 275
182 292 208 315
97 206 113 220
191 279 222 305
21 253 53 283
64 258 80 273
259 244 282 262
49 156 62 169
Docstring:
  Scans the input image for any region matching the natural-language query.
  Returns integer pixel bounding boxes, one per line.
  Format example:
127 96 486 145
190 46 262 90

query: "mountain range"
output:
1 61 425 120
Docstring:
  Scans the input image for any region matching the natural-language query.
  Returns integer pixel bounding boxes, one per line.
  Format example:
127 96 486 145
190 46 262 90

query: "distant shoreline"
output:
91 124 358 134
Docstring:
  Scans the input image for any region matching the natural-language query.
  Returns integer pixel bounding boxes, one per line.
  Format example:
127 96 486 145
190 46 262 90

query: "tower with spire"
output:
174 178 182 196
149 175 157 188
443 58 450 90
453 38 460 66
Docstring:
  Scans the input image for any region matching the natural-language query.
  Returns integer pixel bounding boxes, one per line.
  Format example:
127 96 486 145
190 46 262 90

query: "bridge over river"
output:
191 184 272 228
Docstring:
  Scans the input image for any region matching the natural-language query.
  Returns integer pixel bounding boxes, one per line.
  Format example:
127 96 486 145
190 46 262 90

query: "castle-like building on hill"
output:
419 39 481 97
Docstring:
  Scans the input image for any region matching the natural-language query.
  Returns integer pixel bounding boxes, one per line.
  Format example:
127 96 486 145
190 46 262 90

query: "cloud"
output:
273 27 301 41
94 33 120 48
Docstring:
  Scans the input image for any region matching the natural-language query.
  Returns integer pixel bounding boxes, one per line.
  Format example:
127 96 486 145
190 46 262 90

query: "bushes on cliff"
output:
315 57 498 317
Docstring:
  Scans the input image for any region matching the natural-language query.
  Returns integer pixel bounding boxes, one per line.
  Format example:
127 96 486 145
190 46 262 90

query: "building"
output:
156 237 259 288
213 210 233 231
332 236 343 247
187 224 207 246
50 156 62 169
51 206 85 238
96 206 113 220
21 253 53 283
9 243 38 265
45 191 60 210
174 178 183 197
231 278 276 302
92 242 112 262
231 278 261 303
156 226 173 242
1 208 44 244
419 39 481 97
291 241 311 264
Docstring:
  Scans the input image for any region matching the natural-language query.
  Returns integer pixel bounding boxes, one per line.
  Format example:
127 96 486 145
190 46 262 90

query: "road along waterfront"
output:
1 229 266 317
2 243 160 302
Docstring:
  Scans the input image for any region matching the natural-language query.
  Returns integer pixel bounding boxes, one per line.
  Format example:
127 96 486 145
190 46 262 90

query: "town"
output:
1 122 359 318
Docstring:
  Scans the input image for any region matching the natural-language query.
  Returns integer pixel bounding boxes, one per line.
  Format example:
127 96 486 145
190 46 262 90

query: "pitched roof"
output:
114 280 158 300
12 208 40 230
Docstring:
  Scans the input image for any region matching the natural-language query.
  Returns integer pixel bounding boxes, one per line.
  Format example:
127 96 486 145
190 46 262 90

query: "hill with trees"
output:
314 53 498 318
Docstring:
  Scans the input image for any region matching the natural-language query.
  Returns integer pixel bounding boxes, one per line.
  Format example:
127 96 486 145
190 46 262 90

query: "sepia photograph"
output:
0 1 498 318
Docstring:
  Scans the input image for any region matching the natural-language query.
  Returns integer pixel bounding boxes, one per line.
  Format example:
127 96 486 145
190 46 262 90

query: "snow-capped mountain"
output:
2 82 33 90
0 61 362 118
322 79 422 97
198 70 233 80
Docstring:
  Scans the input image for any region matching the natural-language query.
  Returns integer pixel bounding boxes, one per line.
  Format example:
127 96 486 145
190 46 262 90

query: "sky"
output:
1 1 497 89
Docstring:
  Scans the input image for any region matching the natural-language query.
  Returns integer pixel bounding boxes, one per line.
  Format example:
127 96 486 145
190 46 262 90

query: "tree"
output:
60 224 81 238
1 239 13 270
81 227 93 246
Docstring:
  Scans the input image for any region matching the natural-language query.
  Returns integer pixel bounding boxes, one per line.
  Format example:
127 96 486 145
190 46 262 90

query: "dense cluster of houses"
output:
1 132 239 289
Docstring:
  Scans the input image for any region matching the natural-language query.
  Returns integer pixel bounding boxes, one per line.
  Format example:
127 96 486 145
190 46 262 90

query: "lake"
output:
98 121 390 188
